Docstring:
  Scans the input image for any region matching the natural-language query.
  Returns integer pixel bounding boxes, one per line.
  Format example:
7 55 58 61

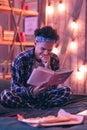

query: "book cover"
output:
27 67 73 87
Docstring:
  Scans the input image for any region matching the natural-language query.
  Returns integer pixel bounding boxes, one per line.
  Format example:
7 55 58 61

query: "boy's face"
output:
35 42 54 63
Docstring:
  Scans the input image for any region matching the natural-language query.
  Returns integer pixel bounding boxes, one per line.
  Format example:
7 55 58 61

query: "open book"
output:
27 67 73 86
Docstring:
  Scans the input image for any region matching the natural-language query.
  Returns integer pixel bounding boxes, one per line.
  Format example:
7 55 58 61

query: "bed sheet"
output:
0 94 87 130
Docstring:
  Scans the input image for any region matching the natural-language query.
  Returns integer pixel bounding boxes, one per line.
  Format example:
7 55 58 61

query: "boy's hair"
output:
34 26 59 42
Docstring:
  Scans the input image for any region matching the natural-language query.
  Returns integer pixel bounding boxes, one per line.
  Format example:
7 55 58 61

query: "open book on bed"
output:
27 67 73 86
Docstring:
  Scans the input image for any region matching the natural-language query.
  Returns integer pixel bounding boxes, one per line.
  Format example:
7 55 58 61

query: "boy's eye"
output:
41 48 52 53
41 48 46 51
48 49 52 52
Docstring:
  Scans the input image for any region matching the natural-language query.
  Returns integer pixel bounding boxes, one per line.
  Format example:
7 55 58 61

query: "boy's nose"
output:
44 50 49 55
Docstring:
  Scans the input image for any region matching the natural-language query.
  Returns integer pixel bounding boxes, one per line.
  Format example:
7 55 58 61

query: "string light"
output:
70 20 78 30
46 1 86 87
52 43 62 55
79 65 87 73
69 40 78 52
46 1 54 15
52 47 57 54
76 70 84 80
76 65 87 80
58 0 65 13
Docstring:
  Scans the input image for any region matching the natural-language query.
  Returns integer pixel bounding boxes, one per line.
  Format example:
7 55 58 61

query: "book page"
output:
37 66 55 74
27 68 53 86
27 67 73 87
50 71 72 85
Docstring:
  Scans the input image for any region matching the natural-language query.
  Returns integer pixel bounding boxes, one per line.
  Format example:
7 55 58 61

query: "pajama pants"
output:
0 86 71 108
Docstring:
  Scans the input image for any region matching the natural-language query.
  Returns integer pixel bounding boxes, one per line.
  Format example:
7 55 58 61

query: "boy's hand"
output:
33 81 50 95
40 55 51 69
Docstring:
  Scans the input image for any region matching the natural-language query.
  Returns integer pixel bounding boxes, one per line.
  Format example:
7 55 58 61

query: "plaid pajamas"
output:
0 48 71 108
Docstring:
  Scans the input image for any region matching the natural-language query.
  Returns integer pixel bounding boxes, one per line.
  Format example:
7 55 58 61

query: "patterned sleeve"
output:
51 53 60 71
10 55 34 98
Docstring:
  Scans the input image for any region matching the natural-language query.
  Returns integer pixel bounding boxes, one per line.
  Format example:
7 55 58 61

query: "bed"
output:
0 79 87 130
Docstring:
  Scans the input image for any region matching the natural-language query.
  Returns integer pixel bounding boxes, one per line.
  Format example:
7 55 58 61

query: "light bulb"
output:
58 2 65 12
76 70 84 80
52 47 58 55
69 41 78 51
46 3 54 15
79 65 87 72
71 21 78 30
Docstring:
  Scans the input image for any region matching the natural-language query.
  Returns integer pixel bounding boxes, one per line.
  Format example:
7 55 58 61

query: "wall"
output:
13 0 38 56
46 0 87 94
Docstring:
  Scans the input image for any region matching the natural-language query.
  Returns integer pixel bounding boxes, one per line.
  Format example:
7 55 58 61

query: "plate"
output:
20 115 84 127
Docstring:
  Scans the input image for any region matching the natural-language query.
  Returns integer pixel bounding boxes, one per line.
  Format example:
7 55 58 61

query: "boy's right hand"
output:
33 81 50 95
